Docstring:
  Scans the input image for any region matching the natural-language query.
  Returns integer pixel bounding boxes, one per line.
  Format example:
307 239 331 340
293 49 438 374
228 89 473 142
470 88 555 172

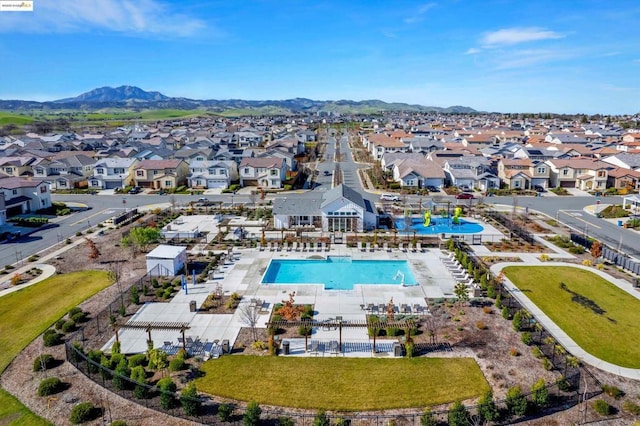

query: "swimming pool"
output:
394 216 484 234
261 257 418 290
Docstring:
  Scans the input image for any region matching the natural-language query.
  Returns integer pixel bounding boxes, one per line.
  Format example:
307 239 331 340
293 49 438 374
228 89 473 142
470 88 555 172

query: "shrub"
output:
521 332 533 345
501 306 510 320
162 288 173 300
313 410 330 426
592 399 612 416
419 408 437 426
298 325 312 336
55 319 65 330
506 385 528 416
70 402 99 424
182 382 201 416
531 379 549 409
130 366 148 399
278 417 295 426
110 421 127 426
176 348 188 360
37 377 63 396
70 311 87 323
542 356 553 371
155 288 164 298
252 340 267 351
111 341 121 355
113 359 130 391
477 391 499 422
217 402 233 422
43 329 63 347
244 401 261 426
602 384 624 399
33 354 55 372
448 400 470 426
539 254 550 262
482 306 492 314
556 376 572 392
512 310 524 331
531 346 543 358
158 377 177 410
61 320 76 333
130 286 140 305
128 354 147 368
386 327 401 337
509 347 519 357
169 358 186 372
623 400 640 415
582 259 593 266
476 321 487 330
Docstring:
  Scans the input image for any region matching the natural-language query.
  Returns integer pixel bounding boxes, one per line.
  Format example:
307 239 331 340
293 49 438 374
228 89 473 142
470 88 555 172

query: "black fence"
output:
483 210 535 244
571 233 640 278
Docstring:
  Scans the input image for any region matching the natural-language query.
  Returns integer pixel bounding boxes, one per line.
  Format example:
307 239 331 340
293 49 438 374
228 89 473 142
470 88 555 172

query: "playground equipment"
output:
423 210 431 227
452 207 462 225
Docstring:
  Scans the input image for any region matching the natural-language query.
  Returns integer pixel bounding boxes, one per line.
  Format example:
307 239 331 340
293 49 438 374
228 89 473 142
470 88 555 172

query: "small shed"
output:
146 245 187 276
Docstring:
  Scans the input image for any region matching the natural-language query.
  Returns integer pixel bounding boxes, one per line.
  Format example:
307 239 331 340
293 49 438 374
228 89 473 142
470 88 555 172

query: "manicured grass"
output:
196 356 489 411
0 111 34 126
0 270 112 425
503 266 640 368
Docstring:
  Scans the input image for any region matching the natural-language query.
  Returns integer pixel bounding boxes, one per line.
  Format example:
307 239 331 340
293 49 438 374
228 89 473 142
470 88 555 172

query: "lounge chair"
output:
398 242 404 252
371 305 379 314
310 340 319 355
407 243 413 252
374 243 379 251
383 242 389 252
275 242 281 251
366 242 371 251
330 340 339 355
358 241 364 251
267 242 273 251
416 242 422 252
321 242 327 251
292 241 298 251
283 242 289 252
256 242 262 251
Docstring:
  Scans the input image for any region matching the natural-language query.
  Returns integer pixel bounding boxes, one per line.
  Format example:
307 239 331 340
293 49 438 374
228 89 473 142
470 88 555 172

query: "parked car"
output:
457 184 471 192
380 194 401 202
455 192 475 199
426 186 439 192
128 186 142 194
534 185 545 192
323 170 332 176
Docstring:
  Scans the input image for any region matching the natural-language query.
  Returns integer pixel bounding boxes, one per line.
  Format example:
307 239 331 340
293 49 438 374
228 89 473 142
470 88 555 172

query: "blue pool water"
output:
261 257 417 290
394 216 484 235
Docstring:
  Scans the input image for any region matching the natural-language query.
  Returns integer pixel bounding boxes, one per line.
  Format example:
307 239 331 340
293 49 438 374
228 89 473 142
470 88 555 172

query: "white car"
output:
380 194 401 202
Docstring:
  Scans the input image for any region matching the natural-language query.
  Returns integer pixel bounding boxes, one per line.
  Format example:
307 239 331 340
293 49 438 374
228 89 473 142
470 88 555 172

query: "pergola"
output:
622 195 640 214
265 318 418 353
117 321 191 351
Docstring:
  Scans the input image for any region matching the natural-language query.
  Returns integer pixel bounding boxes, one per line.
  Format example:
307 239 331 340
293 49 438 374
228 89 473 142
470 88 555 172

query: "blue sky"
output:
1 0 639 113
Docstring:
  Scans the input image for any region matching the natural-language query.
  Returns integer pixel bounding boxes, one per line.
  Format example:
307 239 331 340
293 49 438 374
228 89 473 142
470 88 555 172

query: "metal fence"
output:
571 233 640 278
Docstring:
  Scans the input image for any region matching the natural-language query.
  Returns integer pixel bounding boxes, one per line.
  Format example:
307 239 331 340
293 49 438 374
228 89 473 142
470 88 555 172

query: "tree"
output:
85 237 101 260
239 304 261 342
531 378 549 409
454 282 470 308
419 407 437 426
478 390 499 422
121 226 160 253
278 291 305 321
243 401 262 426
505 385 528 416
181 382 201 416
590 240 602 260
447 400 469 426
113 358 130 390
512 310 524 331
147 348 168 372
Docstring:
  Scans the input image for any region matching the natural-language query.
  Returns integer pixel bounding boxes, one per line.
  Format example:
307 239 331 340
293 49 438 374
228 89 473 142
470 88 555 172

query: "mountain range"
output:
0 85 477 114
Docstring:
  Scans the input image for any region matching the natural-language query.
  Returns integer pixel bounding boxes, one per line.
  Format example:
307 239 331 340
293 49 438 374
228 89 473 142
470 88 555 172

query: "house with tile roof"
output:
88 158 138 190
607 167 640 192
545 158 611 191
602 152 640 171
132 159 189 190
497 159 550 190
0 176 51 216
441 156 500 191
392 158 446 189
188 160 238 189
239 157 288 188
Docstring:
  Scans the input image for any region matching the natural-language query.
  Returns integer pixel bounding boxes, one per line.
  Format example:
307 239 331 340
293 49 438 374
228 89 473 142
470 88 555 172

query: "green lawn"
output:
196 356 489 411
503 266 640 368
0 270 112 425
0 111 35 126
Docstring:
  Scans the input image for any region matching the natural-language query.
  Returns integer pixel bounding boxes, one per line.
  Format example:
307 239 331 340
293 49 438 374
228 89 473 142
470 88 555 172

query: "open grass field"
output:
0 270 112 425
196 356 489 411
0 111 35 126
503 265 640 368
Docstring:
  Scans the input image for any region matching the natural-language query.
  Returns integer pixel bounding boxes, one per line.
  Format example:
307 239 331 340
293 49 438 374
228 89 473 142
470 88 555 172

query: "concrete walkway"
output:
490 261 640 380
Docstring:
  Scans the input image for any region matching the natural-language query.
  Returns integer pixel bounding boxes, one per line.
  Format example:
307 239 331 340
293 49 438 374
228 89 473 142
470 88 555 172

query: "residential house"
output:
132 159 189 190
607 167 640 192
89 158 138 190
497 159 550 190
545 158 610 191
0 156 39 177
602 152 640 171
0 176 52 216
407 138 444 154
392 158 446 189
441 156 500 191
363 134 406 160
33 154 94 190
188 160 238 189
295 129 317 143
239 157 288 188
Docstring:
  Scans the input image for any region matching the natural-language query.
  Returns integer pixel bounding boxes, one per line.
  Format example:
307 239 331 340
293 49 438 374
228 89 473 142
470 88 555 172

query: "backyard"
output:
503 265 640 368
196 356 489 411
0 270 112 425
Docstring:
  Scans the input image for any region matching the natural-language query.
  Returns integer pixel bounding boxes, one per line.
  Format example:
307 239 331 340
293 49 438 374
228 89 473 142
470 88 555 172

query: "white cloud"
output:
465 48 481 55
492 49 572 70
404 2 437 24
0 0 207 37
481 27 564 47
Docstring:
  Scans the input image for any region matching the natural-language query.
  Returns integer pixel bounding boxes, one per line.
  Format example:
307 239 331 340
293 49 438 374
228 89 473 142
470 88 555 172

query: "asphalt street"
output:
2 135 638 266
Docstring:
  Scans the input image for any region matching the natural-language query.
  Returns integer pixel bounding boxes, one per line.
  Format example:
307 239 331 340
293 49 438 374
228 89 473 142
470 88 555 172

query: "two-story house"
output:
88 158 138 190
132 159 189 190
363 134 406 161
392 158 446 189
239 157 288 188
0 176 52 217
545 158 610 191
442 156 500 191
34 154 94 190
187 160 239 189
497 159 550 190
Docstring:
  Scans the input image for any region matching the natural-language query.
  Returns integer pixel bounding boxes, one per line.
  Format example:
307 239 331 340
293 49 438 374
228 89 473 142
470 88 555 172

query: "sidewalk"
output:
490 261 640 380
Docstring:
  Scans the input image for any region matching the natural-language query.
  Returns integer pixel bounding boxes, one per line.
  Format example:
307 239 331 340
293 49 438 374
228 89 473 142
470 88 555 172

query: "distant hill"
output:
0 86 477 114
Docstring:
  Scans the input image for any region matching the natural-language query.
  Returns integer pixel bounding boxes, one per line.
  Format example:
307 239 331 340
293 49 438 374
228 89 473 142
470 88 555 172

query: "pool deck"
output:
105 245 463 357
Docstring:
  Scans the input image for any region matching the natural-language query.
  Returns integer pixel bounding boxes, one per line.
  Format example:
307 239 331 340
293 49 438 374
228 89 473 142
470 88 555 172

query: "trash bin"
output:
189 300 197 312
393 342 402 357
221 339 229 353
618 220 623 226
282 341 290 355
